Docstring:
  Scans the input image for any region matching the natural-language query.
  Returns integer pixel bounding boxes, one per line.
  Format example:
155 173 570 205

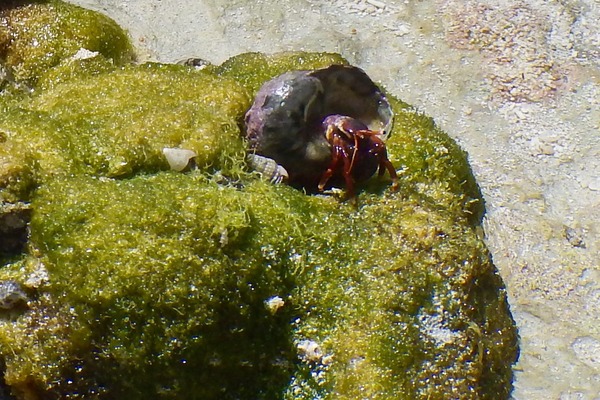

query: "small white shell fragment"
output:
265 296 285 314
297 339 323 362
72 48 100 60
246 154 289 184
219 228 229 248
24 260 50 288
162 147 197 172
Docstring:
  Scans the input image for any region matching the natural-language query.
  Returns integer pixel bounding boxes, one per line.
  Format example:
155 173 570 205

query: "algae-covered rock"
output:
213 51 348 95
0 64 249 202
0 2 518 399
0 0 134 88
4 174 298 398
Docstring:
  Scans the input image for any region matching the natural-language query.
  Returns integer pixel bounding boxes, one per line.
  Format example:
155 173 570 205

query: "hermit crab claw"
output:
244 64 396 200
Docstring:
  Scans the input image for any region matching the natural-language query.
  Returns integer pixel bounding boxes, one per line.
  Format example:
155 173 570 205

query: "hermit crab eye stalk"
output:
244 64 397 200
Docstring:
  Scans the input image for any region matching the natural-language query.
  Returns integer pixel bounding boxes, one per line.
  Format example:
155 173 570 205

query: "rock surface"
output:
62 0 599 398
0 2 518 398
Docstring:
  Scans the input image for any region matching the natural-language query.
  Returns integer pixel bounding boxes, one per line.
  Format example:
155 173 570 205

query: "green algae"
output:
30 62 249 178
0 1 518 399
0 63 249 203
213 52 348 95
0 0 134 88
11 174 297 398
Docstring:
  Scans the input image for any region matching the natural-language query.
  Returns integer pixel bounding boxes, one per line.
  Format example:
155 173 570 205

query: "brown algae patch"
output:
0 1 518 399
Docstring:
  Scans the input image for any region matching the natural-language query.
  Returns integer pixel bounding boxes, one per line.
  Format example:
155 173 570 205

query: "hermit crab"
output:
244 65 398 199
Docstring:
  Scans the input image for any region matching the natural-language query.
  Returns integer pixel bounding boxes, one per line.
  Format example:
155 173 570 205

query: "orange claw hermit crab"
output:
244 65 398 199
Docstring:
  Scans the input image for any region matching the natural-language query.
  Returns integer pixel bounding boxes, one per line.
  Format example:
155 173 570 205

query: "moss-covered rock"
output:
0 0 134 88
0 1 518 399
213 51 348 95
0 64 249 203
1 174 298 398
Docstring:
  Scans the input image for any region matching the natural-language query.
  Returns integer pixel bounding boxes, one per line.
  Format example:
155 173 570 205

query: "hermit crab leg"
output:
367 135 399 189
329 117 363 177
350 128 399 194
318 133 353 192
341 144 357 198
318 124 342 191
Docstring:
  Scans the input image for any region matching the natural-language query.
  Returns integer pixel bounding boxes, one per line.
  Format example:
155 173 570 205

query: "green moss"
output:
0 134 35 203
284 195 514 399
29 63 249 178
0 0 134 87
37 51 117 91
0 4 517 398
214 52 348 95
7 173 296 398
6 166 515 399
384 101 485 225
0 63 249 202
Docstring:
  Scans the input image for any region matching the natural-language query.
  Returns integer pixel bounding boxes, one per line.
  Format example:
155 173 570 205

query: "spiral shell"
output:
246 154 289 184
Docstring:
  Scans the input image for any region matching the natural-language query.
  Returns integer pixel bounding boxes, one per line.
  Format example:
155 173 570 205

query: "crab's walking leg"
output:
318 137 343 191
364 134 398 191
380 158 399 190
318 133 357 195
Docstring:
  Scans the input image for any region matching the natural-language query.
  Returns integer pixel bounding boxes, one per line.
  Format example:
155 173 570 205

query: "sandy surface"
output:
65 0 600 398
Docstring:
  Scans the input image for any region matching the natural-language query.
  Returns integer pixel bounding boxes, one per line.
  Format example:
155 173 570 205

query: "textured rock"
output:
0 0 554 398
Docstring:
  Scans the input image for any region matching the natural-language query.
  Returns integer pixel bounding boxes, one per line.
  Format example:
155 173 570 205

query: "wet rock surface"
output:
2 0 597 398
60 1 598 398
